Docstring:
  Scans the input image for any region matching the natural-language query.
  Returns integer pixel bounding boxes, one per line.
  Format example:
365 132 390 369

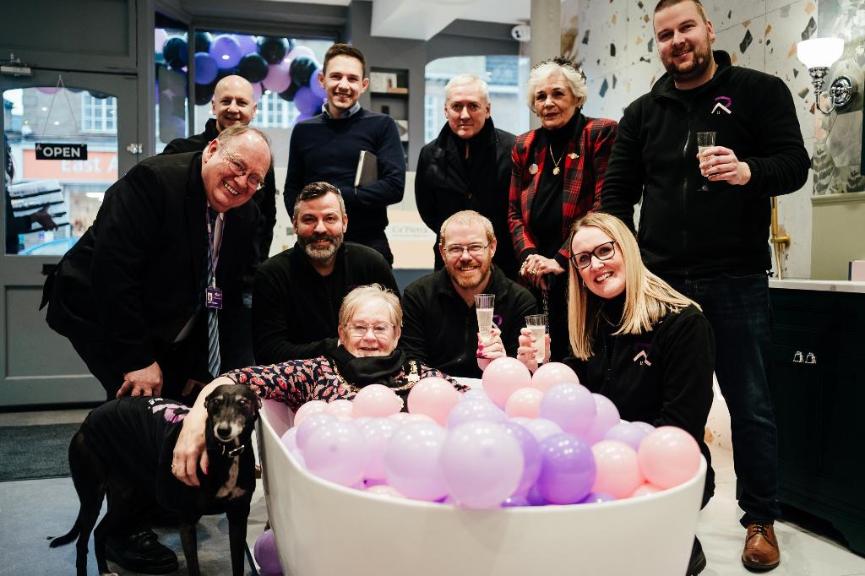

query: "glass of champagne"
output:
474 294 495 344
525 313 548 364
696 131 716 191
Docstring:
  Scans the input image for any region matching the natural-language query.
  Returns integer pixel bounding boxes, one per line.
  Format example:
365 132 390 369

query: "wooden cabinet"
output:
768 282 865 554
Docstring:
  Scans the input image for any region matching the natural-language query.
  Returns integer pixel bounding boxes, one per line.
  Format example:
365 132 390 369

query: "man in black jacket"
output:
415 74 518 279
162 76 277 371
601 1 811 572
42 125 270 574
401 210 536 378
253 181 398 364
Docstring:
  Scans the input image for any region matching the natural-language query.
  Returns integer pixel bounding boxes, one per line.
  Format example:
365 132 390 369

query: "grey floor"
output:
2 395 865 576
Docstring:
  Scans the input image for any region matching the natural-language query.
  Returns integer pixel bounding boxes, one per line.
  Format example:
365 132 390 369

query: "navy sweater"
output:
283 109 405 241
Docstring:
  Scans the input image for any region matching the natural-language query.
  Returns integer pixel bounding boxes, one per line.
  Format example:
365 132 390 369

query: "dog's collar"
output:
217 443 246 458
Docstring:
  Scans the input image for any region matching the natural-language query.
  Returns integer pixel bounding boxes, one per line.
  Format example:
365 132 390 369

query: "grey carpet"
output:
0 423 78 482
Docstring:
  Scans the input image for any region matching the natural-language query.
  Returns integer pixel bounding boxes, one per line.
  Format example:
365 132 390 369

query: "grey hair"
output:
445 74 490 102
526 58 588 109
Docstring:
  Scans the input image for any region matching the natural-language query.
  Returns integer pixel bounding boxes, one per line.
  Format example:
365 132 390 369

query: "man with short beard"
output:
601 0 810 572
401 210 536 378
251 181 398 364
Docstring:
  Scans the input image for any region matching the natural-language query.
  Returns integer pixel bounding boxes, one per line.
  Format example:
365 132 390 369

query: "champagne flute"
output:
696 131 716 191
525 313 548 364
474 294 495 344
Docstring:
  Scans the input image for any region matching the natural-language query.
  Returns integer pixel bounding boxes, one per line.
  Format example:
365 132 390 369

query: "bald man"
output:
163 75 277 369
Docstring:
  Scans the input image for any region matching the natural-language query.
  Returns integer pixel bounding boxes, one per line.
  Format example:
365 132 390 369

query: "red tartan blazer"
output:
508 113 618 265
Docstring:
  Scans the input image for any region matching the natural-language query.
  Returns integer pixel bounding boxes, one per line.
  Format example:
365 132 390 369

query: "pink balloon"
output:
630 483 662 498
481 357 532 408
302 420 366 487
637 426 701 489
295 413 336 451
538 382 596 438
352 384 403 418
287 45 317 61
531 361 580 392
383 421 448 501
293 400 327 427
324 398 353 419
583 393 621 444
446 399 506 428
440 421 523 509
407 377 461 425
590 440 644 498
262 60 292 93
357 417 398 482
504 387 543 418
365 483 405 498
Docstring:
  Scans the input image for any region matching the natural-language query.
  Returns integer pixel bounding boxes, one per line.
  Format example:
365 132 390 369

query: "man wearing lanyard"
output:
42 125 269 574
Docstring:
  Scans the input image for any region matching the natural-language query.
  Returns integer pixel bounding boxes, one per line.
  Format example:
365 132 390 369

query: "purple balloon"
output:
502 494 530 507
536 433 596 504
539 383 597 438
293 86 323 116
440 421 523 509
310 68 326 99
583 393 621 445
447 399 506 428
521 417 563 443
194 52 218 85
357 417 398 482
580 491 617 504
604 421 648 451
302 419 366 487
209 34 243 69
383 421 448 501
632 421 656 435
232 34 259 56
500 421 541 497
253 529 283 576
526 483 546 506
295 413 336 451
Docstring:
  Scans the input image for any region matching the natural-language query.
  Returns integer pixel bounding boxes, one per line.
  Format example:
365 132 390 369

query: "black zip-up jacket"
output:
602 51 810 278
415 120 517 278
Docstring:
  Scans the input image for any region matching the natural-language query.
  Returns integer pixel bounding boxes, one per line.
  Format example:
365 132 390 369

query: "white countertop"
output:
769 279 865 294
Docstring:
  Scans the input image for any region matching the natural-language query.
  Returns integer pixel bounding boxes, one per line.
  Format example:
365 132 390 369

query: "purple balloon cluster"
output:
279 359 702 510
156 30 325 117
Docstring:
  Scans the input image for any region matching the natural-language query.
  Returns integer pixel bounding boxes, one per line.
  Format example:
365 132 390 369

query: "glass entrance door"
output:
1 69 139 406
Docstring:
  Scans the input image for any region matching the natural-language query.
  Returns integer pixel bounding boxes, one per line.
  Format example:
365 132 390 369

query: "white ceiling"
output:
265 0 530 40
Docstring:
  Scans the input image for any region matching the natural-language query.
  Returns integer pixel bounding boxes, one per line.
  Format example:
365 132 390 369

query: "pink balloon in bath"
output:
383 421 448 501
293 400 327 427
357 417 398 482
591 440 644 498
324 398 353 419
530 361 579 392
352 384 403 418
637 426 701 489
481 357 532 408
407 377 461 425
504 387 543 419
302 419 367 487
294 413 336 451
583 393 621 444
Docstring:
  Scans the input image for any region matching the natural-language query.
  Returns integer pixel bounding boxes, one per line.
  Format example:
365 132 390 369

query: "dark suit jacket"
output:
44 152 258 378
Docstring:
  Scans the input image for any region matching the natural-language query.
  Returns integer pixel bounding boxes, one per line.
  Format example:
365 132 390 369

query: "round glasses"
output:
444 243 489 258
223 151 264 191
345 322 394 339
570 240 616 270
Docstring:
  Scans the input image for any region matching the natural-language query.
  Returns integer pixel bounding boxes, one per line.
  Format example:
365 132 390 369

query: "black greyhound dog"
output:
50 383 259 576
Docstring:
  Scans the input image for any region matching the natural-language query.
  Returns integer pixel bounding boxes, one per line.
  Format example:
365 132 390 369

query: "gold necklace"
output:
549 144 565 176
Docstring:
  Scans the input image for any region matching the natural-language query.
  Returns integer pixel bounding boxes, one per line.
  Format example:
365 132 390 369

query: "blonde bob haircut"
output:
526 57 588 110
567 212 699 360
439 209 496 247
338 284 403 328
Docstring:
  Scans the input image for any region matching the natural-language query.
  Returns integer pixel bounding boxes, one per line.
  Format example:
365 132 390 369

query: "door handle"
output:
792 351 804 363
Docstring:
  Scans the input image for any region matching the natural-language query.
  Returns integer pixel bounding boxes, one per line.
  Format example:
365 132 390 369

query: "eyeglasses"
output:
345 322 394 338
570 240 617 270
223 151 264 191
444 243 489 258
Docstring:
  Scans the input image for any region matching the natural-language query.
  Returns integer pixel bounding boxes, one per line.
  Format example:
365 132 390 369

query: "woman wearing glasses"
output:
518 211 715 575
510 57 617 361
171 284 463 485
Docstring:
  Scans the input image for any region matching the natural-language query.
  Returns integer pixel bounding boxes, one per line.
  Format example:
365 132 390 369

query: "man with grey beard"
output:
252 181 398 364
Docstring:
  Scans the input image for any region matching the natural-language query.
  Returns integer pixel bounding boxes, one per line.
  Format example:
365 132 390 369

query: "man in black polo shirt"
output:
401 210 536 378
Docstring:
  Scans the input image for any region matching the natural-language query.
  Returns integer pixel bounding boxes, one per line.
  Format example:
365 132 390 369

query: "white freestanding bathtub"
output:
258 399 706 576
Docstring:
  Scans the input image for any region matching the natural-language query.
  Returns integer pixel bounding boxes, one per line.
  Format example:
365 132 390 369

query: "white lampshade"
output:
797 37 844 69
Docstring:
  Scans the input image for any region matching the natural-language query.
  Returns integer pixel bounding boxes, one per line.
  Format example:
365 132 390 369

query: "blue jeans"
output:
665 273 780 526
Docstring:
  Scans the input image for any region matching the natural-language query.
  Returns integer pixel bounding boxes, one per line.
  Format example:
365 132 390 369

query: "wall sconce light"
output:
797 37 857 114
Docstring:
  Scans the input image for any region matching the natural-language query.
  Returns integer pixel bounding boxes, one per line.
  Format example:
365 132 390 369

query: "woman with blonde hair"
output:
518 212 715 575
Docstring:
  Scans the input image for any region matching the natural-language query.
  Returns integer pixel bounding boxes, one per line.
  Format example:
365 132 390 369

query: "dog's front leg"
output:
178 519 200 576
226 505 251 576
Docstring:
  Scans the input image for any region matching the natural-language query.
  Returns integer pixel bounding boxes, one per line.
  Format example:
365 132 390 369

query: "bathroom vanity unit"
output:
768 279 865 554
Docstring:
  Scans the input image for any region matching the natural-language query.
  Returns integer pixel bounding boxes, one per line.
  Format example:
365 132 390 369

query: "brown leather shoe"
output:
742 522 780 571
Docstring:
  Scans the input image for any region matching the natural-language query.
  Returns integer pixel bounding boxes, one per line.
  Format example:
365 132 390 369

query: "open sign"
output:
35 143 88 160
